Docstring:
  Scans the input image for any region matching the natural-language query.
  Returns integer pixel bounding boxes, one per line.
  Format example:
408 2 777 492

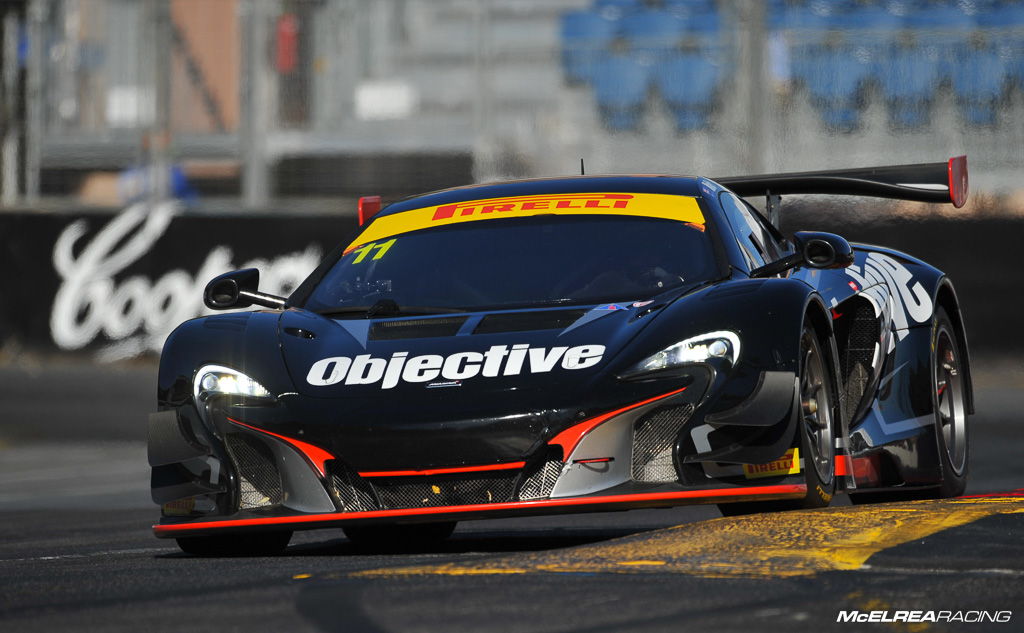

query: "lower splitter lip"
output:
153 484 806 538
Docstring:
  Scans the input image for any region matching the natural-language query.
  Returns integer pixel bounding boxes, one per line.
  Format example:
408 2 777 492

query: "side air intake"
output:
631 404 694 483
224 434 283 510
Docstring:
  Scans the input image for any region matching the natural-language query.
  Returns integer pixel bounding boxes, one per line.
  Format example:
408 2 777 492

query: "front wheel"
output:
719 324 837 516
175 530 292 556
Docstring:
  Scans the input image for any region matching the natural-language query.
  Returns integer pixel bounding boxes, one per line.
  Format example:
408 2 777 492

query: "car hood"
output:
279 301 665 402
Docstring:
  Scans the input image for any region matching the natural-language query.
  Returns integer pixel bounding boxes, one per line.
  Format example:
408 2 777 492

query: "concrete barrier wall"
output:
0 203 360 361
1 203 1019 360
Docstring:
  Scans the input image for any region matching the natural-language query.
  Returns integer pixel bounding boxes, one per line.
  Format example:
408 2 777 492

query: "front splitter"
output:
154 484 807 538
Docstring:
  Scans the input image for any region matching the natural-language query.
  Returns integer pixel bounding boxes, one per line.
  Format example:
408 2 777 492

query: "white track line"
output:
0 547 171 563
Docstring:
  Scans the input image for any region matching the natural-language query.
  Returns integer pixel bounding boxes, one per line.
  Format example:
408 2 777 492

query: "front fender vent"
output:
631 404 694 483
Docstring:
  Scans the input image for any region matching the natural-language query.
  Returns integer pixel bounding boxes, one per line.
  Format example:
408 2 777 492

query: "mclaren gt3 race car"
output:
150 157 972 555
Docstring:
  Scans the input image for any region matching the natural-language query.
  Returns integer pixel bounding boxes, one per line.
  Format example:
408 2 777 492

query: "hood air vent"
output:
474 309 588 335
369 316 467 341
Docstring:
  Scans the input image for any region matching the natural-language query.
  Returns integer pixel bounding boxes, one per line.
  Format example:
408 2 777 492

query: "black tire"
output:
343 521 457 551
719 324 837 516
850 306 969 504
175 530 292 556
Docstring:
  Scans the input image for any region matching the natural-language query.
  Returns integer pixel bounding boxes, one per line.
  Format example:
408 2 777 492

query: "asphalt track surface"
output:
1 358 1023 632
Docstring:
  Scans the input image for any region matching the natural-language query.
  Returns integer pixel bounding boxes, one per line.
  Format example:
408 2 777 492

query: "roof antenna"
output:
580 158 585 176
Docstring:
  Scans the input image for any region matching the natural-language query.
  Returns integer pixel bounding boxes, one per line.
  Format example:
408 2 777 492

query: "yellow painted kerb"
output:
352 496 1024 580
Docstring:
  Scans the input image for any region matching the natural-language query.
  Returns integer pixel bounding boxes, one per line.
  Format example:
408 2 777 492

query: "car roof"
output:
378 175 708 218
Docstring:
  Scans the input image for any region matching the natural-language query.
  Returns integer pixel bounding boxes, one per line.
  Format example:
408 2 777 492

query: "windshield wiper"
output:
316 299 467 318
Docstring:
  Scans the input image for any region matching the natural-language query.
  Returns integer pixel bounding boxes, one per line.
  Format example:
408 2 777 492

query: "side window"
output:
718 192 777 271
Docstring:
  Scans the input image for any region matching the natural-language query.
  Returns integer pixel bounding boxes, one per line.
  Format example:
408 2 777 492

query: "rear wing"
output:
715 155 968 209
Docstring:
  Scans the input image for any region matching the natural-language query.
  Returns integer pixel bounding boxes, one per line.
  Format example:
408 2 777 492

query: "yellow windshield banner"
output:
345 192 705 252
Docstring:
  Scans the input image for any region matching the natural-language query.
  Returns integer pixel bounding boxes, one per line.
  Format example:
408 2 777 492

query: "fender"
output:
157 311 292 409
932 277 974 414
625 277 837 467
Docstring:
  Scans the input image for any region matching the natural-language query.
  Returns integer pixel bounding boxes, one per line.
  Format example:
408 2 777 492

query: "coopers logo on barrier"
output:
49 201 322 361
307 344 606 389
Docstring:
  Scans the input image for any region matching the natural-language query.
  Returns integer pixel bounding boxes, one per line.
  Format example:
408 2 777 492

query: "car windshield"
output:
302 214 719 314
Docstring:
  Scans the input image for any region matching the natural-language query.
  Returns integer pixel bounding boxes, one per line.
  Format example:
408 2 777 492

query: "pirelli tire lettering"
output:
307 344 606 389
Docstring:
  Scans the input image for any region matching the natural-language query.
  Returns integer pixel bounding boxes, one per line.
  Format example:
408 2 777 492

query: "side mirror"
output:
204 269 286 311
750 232 854 278
793 231 855 269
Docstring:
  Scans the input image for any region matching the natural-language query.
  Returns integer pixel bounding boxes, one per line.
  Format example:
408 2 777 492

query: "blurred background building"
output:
0 0 1022 360
1 0 1022 213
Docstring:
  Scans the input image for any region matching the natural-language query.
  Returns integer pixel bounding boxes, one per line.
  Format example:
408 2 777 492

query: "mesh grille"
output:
369 317 466 340
473 310 588 334
371 474 516 509
841 302 879 424
518 459 563 500
631 404 694 483
225 434 283 510
329 463 378 512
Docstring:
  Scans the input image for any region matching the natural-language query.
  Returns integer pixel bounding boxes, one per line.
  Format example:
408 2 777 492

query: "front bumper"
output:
151 368 807 537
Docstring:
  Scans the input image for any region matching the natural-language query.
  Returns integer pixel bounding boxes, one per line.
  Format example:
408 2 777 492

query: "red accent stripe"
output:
548 387 687 458
226 417 335 478
959 488 1024 499
153 484 807 535
834 455 853 477
573 457 614 464
359 462 527 478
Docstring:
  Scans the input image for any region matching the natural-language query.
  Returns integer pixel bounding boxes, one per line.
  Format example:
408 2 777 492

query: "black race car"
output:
150 157 972 555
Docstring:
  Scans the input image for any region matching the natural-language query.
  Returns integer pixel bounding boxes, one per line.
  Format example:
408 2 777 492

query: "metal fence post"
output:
734 0 769 174
1 11 20 206
241 0 270 210
24 0 44 204
149 0 172 203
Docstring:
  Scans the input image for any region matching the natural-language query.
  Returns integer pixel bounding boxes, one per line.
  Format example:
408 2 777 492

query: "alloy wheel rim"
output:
801 332 833 485
936 329 967 476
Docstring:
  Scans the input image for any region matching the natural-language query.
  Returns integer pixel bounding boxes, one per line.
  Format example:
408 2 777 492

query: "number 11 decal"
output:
351 238 396 264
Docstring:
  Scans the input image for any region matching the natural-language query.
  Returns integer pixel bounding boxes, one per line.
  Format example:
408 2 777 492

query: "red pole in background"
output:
275 13 298 75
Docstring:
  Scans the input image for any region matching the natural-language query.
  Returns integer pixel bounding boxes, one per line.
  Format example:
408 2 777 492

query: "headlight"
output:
626 331 741 375
193 365 273 402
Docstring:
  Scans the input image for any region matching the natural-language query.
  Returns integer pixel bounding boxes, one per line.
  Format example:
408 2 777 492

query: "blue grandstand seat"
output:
803 50 872 131
840 6 903 63
591 54 652 131
620 10 685 58
976 3 1024 28
950 48 1007 125
684 10 720 34
903 5 975 29
560 10 618 84
843 6 903 31
878 48 941 128
593 0 641 20
655 53 719 132
664 0 717 16
769 4 833 31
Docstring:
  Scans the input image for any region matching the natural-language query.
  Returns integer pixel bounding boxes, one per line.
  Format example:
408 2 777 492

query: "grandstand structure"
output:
1 0 1021 209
